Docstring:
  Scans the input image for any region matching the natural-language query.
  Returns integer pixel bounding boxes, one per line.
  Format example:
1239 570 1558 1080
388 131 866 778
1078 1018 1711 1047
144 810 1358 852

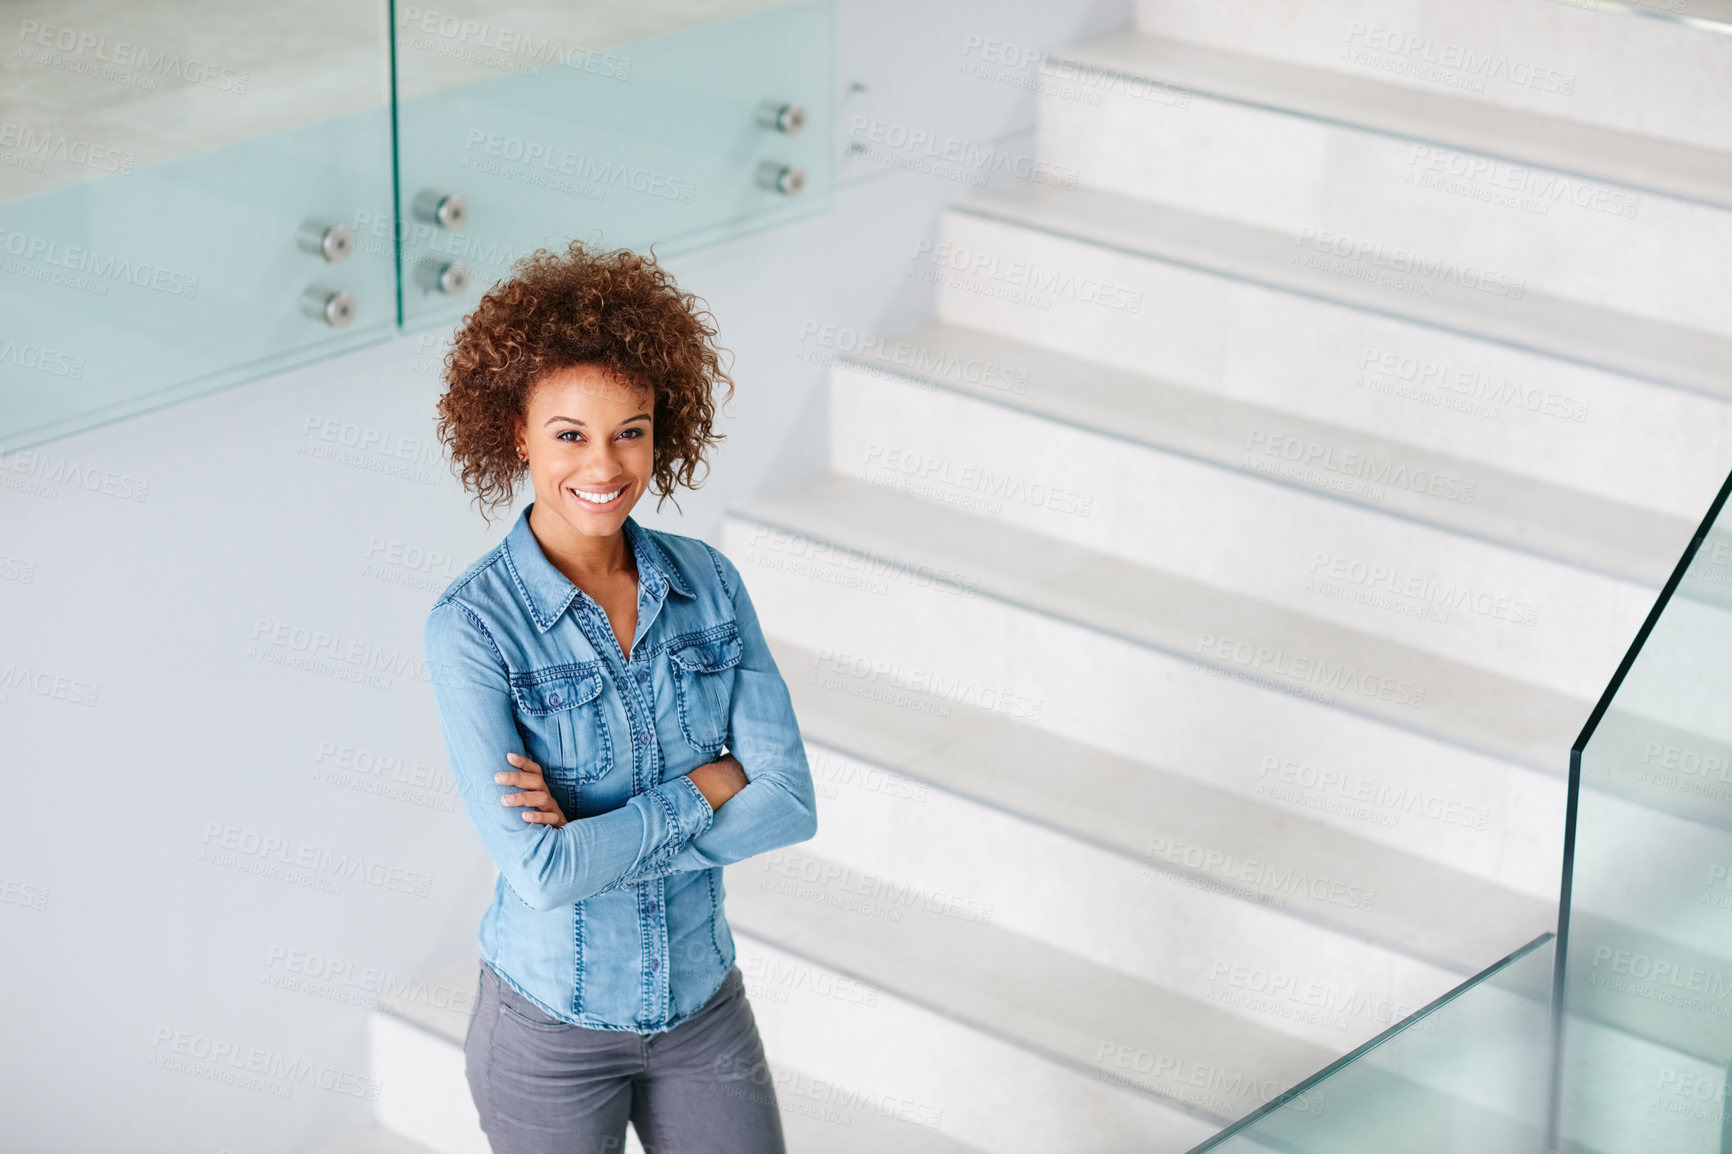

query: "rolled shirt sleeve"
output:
423 598 714 911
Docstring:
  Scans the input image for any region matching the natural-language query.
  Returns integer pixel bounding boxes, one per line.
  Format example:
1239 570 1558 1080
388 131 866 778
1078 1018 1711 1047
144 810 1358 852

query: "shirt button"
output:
645 903 659 915
649 957 661 972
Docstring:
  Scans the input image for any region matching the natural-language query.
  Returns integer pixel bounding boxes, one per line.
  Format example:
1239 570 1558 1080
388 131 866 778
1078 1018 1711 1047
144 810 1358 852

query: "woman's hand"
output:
687 754 748 812
497 752 569 827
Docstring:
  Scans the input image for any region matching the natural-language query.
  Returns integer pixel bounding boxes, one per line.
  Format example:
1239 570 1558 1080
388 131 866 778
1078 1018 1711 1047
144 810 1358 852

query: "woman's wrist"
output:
687 755 748 810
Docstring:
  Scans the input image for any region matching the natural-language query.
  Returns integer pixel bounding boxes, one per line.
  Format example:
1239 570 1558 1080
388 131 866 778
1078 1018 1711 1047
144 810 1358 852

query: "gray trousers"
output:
466 960 787 1154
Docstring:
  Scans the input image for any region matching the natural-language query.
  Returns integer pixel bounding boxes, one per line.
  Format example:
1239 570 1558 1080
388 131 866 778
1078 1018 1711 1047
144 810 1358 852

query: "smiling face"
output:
515 363 655 542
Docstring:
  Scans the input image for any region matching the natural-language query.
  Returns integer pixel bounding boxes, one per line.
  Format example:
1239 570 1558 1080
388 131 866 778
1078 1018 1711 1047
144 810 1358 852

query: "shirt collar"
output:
502 502 694 633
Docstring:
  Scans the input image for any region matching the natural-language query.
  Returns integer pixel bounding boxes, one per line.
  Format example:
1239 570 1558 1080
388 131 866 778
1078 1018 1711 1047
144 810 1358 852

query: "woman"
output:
421 241 818 1153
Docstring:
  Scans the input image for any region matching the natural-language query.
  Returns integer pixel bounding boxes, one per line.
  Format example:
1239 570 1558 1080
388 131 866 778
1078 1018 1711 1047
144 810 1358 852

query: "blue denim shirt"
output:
422 502 817 1032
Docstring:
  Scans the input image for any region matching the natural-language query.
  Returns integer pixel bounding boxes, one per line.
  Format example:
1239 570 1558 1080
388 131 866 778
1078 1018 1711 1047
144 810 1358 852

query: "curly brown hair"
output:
433 241 735 522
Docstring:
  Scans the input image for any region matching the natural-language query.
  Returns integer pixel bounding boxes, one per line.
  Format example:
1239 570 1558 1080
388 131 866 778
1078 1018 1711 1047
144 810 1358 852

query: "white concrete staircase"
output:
703 5 1732 1151
338 5 1732 1152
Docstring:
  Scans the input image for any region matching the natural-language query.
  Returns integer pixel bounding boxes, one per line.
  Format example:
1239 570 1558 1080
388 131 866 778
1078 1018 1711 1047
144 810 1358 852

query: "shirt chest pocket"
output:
509 663 614 786
667 625 742 756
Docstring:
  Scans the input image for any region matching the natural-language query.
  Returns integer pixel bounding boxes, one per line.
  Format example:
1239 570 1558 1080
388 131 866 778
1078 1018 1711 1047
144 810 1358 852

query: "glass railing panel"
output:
0 1 397 452
1189 935 1554 1154
1557 474 1732 1154
1562 0 1732 34
391 0 835 332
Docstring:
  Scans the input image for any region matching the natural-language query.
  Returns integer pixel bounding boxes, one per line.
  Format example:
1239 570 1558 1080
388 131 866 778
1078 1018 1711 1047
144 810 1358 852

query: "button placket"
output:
567 551 677 1028
639 878 671 1026
628 660 655 793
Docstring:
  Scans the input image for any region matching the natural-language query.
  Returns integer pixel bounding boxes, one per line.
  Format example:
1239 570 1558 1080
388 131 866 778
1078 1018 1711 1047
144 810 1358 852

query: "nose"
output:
572 440 626 477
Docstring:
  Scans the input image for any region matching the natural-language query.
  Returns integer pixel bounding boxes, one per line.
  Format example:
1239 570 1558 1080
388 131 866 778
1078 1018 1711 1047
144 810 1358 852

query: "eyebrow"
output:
543 413 652 428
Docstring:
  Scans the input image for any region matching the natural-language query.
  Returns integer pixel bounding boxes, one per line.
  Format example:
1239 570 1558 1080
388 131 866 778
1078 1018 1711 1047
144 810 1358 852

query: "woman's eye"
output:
553 428 643 443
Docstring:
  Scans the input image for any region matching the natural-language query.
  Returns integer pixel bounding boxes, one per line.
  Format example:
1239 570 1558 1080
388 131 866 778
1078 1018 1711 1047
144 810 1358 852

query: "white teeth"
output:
571 486 624 504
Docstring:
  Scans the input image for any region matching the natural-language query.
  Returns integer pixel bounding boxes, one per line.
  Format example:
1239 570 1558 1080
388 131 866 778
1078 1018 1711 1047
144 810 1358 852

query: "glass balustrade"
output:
1179 457 1732 1153
0 0 834 449
1553 473 1732 1153
1190 935 1555 1154
392 0 834 331
0 0 396 451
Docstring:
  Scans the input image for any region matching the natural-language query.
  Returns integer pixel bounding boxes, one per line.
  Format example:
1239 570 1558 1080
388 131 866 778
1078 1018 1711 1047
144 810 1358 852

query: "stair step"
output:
724 848 1337 1133
1054 31 1732 212
777 1093 992 1154
1581 705 1732 834
733 932 1219 1152
921 203 1732 526
1128 0 1732 154
371 1010 488 1154
832 334 1658 700
377 958 475 1046
308 1126 445 1154
1558 1000 1730 1154
776 630 1547 977
945 180 1732 405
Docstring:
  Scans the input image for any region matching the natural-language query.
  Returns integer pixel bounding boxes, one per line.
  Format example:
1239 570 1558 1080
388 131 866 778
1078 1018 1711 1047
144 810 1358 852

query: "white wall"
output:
0 2 1129 1150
